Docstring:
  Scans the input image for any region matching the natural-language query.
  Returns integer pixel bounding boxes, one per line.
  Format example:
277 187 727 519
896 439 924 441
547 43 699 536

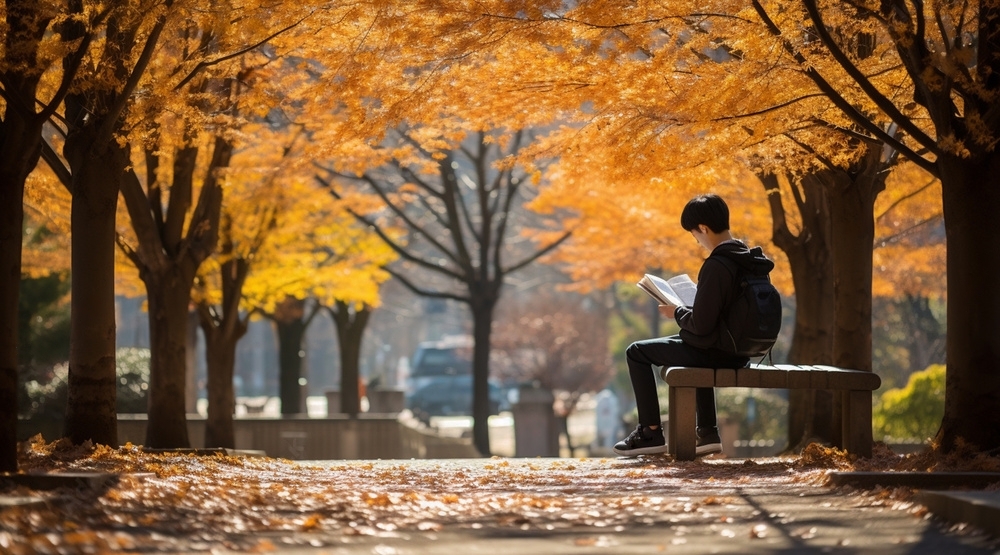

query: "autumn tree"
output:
317 128 570 455
0 0 101 471
735 0 998 452
192 203 272 448
382 1 939 453
111 1 349 447
30 0 182 448
242 184 394 419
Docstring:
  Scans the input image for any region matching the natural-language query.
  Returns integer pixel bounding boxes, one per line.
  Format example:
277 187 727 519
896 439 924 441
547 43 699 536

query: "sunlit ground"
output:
4 438 1000 553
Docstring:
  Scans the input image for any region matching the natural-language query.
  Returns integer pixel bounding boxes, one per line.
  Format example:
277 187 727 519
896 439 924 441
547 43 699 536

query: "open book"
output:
637 274 697 307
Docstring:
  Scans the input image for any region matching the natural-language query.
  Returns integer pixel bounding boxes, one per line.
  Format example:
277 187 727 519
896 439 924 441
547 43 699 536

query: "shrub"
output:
873 364 944 443
19 347 151 420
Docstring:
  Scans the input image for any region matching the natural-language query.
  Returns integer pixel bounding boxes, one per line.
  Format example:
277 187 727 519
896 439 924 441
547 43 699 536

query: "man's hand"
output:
658 303 677 319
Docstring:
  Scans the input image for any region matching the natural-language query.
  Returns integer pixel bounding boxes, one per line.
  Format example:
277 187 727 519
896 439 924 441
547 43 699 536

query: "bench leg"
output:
842 390 873 458
668 386 697 461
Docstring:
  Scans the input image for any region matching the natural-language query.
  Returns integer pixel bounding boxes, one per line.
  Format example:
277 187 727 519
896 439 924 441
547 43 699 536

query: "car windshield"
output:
411 347 471 377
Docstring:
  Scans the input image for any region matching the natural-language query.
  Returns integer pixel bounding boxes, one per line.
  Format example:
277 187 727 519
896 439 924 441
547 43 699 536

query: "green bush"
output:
19 347 151 420
873 364 944 443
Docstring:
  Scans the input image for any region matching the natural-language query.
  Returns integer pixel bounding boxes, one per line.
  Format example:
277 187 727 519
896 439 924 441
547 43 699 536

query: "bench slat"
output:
759 367 788 388
826 369 881 390
735 367 761 387
662 367 715 387
715 368 737 387
786 366 813 389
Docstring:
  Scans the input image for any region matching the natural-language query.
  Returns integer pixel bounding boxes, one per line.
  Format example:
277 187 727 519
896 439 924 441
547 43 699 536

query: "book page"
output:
637 277 672 305
638 274 697 306
664 274 697 306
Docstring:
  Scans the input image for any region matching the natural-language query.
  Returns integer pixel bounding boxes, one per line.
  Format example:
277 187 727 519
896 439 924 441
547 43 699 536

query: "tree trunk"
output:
276 314 308 416
761 172 836 449
186 310 199 412
470 297 497 456
828 182 877 374
64 148 120 447
197 250 250 449
938 153 1000 452
0 115 44 469
144 274 194 448
202 325 239 448
902 295 945 373
0 0 57 473
783 242 836 449
0 131 40 470
0 168 21 469
824 147 885 450
330 301 371 417
120 138 226 447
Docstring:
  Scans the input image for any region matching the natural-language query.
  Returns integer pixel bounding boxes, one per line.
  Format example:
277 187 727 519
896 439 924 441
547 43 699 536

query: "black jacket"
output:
674 240 775 352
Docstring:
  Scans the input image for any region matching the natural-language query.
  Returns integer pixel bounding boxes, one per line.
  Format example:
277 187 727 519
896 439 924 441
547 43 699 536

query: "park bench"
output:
659 364 881 461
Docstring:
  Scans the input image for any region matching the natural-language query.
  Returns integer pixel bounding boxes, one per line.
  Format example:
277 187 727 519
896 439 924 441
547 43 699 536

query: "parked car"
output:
405 336 474 397
407 374 502 423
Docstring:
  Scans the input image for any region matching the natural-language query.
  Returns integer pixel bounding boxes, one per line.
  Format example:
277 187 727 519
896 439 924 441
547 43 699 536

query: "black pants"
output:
626 335 748 429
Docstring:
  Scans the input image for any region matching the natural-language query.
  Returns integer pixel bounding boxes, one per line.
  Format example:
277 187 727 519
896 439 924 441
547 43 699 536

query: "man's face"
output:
690 226 712 251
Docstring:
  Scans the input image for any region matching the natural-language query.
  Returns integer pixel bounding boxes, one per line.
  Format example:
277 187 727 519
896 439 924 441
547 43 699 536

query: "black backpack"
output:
713 255 782 358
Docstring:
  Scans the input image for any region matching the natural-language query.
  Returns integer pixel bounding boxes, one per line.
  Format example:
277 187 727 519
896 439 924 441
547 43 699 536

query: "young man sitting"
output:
614 193 776 457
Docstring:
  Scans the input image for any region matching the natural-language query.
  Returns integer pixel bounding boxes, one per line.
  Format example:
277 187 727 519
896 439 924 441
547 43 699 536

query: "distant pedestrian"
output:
593 388 622 451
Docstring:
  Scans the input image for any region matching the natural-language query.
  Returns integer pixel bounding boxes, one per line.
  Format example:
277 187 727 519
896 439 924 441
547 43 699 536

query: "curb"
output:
917 490 1000 537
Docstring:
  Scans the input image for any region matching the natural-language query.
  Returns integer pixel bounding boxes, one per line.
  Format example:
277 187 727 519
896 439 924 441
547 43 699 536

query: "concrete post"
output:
512 383 559 457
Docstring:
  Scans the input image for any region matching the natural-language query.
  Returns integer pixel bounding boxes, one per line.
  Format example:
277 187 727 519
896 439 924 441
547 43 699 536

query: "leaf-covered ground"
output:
2 436 999 553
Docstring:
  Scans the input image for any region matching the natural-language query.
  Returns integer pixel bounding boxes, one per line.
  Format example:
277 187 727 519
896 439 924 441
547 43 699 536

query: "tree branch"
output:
173 13 311 91
316 174 467 282
39 139 72 194
800 0 939 154
749 0 939 175
384 266 470 303
504 230 573 275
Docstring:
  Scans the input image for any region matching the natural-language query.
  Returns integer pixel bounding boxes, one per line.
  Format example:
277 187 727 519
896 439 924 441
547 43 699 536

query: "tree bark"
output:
0 0 60 472
63 144 120 447
275 302 308 416
119 136 228 448
0 105 42 471
200 315 245 449
821 147 885 449
938 153 1000 452
760 172 836 449
196 226 250 448
330 301 371 417
470 295 497 456
144 272 194 448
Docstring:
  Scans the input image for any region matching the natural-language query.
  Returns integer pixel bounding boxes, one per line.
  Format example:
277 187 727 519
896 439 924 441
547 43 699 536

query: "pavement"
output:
3 455 1000 553
264 461 1000 554
218 457 1000 554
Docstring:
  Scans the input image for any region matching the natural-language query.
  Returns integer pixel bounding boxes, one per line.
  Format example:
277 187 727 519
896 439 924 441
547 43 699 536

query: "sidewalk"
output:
265 458 1000 554
3 454 1000 553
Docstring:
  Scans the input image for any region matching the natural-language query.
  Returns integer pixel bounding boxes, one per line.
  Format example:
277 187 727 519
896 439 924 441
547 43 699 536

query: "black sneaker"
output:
696 427 723 456
613 425 668 457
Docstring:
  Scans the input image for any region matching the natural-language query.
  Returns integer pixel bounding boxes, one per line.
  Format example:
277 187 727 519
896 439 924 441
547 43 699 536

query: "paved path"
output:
3 455 999 553
261 458 1000 554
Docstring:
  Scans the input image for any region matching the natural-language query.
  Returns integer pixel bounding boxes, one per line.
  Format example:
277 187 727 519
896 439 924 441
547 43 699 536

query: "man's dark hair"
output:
680 194 730 233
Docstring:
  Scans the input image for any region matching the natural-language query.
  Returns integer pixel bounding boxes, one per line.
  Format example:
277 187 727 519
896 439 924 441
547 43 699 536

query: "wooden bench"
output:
659 364 881 461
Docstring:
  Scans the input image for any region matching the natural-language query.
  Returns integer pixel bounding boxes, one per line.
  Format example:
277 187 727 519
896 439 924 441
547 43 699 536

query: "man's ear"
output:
698 224 709 235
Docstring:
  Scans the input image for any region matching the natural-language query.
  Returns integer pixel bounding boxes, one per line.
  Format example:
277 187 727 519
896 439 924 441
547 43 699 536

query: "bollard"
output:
511 383 559 457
